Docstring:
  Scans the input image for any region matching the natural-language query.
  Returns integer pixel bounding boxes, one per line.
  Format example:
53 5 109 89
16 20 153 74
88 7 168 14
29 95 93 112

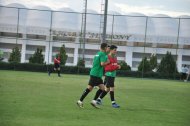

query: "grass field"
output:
0 70 190 126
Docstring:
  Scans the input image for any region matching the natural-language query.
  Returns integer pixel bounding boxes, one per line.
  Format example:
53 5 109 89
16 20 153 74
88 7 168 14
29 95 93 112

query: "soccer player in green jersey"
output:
94 45 110 89
77 43 110 108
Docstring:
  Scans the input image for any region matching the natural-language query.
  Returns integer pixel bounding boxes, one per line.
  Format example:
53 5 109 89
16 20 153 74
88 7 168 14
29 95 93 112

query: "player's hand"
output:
101 60 110 66
105 59 110 65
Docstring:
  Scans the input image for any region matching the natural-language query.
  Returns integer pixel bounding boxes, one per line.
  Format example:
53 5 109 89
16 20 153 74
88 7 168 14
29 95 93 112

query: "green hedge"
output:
0 62 47 71
0 62 181 80
0 62 90 75
116 70 180 79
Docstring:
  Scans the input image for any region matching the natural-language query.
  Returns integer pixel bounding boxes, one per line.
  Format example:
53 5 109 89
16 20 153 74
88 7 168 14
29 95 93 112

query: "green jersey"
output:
105 71 116 77
90 51 107 78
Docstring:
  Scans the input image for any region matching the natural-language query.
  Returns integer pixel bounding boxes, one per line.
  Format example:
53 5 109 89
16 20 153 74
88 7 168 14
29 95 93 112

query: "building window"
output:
66 57 74 63
106 40 127 46
86 38 99 44
26 34 46 40
117 51 125 57
133 42 145 47
183 45 190 49
132 61 140 68
133 52 151 58
52 47 74 54
53 36 75 42
157 43 177 49
78 49 98 55
26 45 45 52
182 56 190 61
0 32 22 38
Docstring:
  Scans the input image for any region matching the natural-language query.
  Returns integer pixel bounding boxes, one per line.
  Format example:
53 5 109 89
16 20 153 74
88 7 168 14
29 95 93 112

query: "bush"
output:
118 61 131 71
157 51 177 74
0 50 4 61
150 54 157 70
59 44 68 66
8 46 21 63
138 57 151 73
29 48 44 64
77 58 85 68
0 62 15 70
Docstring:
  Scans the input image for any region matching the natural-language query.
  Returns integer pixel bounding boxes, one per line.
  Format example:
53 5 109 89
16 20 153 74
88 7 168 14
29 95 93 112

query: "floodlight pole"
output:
102 0 108 43
82 0 87 60
16 8 20 45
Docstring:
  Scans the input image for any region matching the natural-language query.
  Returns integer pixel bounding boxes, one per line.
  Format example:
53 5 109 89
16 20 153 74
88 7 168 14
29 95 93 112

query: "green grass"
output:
0 70 190 126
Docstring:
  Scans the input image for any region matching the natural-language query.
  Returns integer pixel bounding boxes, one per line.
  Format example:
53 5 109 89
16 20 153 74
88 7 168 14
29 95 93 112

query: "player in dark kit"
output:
48 54 61 77
77 43 110 108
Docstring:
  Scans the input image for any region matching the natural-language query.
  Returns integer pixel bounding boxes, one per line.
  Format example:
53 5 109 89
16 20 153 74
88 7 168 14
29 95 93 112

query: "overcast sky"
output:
0 0 190 17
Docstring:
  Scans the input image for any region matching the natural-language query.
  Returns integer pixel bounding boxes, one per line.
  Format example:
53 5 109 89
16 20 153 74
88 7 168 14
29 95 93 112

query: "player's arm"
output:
99 53 110 66
101 60 110 66
54 58 60 63
105 63 121 72
105 57 120 71
105 63 118 72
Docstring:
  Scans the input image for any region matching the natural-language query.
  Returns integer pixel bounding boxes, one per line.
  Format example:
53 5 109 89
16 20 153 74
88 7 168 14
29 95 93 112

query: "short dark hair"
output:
110 45 117 50
56 54 59 58
100 43 108 50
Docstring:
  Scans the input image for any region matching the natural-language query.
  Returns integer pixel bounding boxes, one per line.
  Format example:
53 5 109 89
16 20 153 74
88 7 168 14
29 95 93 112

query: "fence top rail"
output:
1 5 190 19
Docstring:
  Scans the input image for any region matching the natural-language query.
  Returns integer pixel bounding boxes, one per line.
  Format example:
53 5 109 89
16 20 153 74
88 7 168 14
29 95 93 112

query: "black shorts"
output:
181 73 187 79
103 76 107 85
88 75 103 87
54 63 60 69
105 76 115 88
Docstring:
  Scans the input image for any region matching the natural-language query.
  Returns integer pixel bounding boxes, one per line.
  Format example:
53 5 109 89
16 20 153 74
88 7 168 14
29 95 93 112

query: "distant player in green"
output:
77 43 110 108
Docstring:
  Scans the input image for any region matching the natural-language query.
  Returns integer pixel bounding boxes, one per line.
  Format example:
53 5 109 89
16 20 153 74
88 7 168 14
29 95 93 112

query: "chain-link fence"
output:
0 6 190 78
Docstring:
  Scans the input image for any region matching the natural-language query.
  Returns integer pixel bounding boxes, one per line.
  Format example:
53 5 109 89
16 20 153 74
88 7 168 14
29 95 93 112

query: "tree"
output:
157 51 177 74
119 61 131 71
59 44 68 66
77 58 85 67
0 50 4 61
8 46 21 63
149 54 157 70
29 48 44 64
138 57 151 73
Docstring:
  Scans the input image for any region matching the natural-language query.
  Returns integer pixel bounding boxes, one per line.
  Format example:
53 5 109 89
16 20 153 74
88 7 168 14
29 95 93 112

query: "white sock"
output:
112 101 116 104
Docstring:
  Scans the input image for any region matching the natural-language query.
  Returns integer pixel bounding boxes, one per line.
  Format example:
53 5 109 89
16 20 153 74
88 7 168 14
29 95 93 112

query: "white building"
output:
0 3 190 71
